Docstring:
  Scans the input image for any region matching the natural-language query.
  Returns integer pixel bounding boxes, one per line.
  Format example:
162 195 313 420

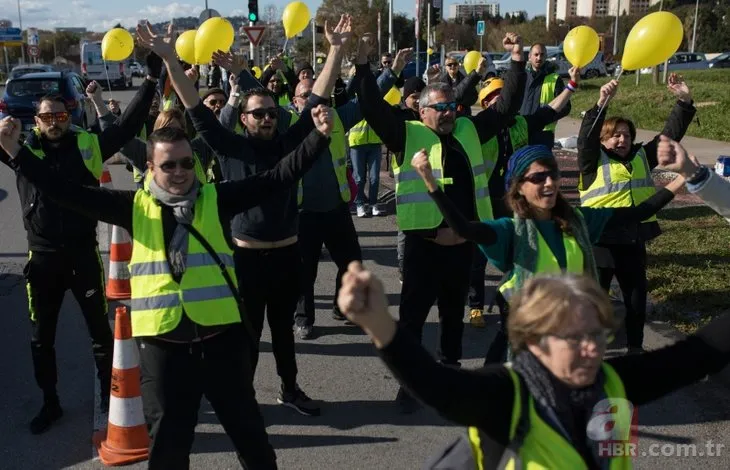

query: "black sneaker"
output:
332 308 354 325
295 324 313 340
30 401 63 434
395 387 420 415
277 386 321 416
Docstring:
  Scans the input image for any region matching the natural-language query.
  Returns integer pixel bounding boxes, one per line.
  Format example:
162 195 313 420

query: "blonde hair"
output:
153 109 184 131
507 274 616 353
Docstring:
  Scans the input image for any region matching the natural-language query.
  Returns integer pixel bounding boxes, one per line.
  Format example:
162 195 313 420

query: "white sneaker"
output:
356 206 367 218
371 205 385 216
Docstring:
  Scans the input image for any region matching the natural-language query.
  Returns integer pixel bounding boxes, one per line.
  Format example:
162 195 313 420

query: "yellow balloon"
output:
175 30 197 65
282 1 311 39
101 28 134 61
563 26 599 68
194 17 235 65
621 12 683 71
463 51 481 74
427 48 434 56
252 66 262 79
384 87 401 106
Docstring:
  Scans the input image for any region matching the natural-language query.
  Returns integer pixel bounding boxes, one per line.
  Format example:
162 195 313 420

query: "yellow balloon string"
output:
102 59 115 103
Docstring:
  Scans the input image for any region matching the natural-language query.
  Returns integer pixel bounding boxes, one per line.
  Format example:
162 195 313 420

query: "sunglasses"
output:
205 99 225 106
245 107 278 120
37 112 70 123
446 63 459 68
297 91 312 99
382 60 392 65
425 102 457 112
522 169 560 184
159 157 196 172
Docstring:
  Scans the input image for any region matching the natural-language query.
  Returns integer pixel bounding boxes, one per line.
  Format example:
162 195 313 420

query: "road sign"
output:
28 45 40 58
0 27 22 42
199 8 220 24
477 20 485 36
243 26 266 47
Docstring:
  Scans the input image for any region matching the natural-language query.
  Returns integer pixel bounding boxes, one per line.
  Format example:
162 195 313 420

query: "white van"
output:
80 41 133 89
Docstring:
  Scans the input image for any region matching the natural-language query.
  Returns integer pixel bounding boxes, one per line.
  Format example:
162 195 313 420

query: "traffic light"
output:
248 0 259 23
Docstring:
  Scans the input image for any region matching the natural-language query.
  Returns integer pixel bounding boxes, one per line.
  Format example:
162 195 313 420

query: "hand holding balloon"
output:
597 80 619 108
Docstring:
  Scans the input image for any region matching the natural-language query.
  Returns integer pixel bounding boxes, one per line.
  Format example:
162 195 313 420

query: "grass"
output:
569 69 730 142
646 205 730 333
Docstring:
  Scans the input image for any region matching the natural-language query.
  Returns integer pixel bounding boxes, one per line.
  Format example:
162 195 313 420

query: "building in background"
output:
449 1 500 21
546 0 660 25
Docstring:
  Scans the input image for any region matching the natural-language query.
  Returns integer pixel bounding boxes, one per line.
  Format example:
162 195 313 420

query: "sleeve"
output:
236 69 263 92
117 138 148 175
216 129 330 215
336 99 363 133
609 311 730 405
472 60 527 143
525 108 559 135
601 188 675 229
98 78 157 160
376 68 399 95
480 218 516 273
355 64 407 157
260 66 275 87
552 77 571 120
278 103 316 156
219 103 240 131
690 171 730 223
576 104 605 189
11 147 135 231
379 325 516 428
188 102 253 163
97 113 117 132
453 71 481 108
577 207 614 243
429 189 498 245
642 100 697 169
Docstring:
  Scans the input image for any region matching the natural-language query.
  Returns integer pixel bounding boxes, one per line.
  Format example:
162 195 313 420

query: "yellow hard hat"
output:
478 77 504 108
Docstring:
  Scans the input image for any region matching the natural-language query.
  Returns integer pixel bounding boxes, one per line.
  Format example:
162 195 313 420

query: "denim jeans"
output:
350 144 382 206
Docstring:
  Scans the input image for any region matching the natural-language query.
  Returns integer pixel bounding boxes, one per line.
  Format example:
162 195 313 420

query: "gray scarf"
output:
148 178 200 276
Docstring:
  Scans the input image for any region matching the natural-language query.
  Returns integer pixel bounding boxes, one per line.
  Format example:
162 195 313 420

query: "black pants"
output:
24 248 112 399
597 242 648 348
484 292 510 365
234 243 300 391
400 234 473 364
296 203 362 327
468 249 488 310
140 326 277 470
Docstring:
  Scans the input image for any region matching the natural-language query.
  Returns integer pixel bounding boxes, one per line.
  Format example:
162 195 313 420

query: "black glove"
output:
145 52 163 79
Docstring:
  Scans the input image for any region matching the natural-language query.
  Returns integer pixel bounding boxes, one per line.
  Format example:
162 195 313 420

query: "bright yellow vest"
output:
278 94 291 107
141 151 210 190
395 119 492 231
348 119 382 147
480 116 529 180
162 91 178 111
26 126 103 179
295 112 350 206
128 185 240 337
468 364 632 470
578 148 657 223
540 73 559 132
499 227 584 300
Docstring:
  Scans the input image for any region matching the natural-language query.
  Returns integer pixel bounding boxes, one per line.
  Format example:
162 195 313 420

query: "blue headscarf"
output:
503 145 555 191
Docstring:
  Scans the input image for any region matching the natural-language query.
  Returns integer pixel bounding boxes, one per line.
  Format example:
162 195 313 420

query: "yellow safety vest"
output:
539 73 559 132
141 151 210 189
278 94 291 108
578 148 657 223
162 91 178 111
499 226 584 300
480 116 529 180
468 364 632 470
395 119 492 231
26 125 103 179
128 185 240 337
348 119 382 147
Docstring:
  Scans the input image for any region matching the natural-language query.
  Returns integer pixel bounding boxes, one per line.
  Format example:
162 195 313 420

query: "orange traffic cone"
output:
106 224 132 300
93 306 149 466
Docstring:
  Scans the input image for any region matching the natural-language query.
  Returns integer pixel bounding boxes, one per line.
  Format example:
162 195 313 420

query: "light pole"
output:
691 0 699 53
612 0 620 57
17 0 25 64
388 0 393 53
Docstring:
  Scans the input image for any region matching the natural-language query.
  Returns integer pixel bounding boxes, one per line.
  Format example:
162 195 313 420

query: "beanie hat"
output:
403 77 426 100
200 87 226 101
504 145 555 191
295 62 314 77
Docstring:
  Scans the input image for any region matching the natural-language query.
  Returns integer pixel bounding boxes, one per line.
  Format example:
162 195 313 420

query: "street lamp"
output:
691 0 699 53
17 0 25 63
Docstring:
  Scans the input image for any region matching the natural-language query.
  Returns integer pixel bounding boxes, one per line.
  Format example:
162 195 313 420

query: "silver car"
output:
548 51 608 79
640 52 709 74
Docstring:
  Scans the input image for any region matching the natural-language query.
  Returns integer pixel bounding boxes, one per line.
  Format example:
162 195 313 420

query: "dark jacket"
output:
0 79 156 252
519 62 569 146
577 99 696 244
260 66 297 104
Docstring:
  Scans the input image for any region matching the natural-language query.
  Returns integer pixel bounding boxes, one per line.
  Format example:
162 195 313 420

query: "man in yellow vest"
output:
519 43 570 148
0 64 159 434
355 31 526 413
261 55 297 108
0 91 334 467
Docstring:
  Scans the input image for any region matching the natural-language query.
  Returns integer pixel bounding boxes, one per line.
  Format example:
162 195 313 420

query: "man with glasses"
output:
201 87 227 118
0 60 160 434
378 52 405 88
355 32 525 413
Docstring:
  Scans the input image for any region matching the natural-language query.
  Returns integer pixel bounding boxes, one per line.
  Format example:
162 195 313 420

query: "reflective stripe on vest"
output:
26 125 103 179
540 73 559 132
578 148 657 223
128 184 240 337
396 118 492 231
348 119 382 147
499 228 584 300
468 364 632 470
295 112 350 206
162 92 178 111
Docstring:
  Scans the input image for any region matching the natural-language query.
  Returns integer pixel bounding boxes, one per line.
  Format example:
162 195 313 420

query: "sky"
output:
0 0 545 32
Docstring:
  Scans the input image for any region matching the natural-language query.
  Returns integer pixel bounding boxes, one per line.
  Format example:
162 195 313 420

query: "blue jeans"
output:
350 144 382 206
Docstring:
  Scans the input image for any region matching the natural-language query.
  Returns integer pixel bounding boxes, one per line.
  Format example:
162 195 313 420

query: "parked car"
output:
639 52 709 74
81 41 133 89
128 61 144 77
402 56 440 79
425 51 497 81
0 71 98 138
4 64 56 85
709 52 730 69
494 46 561 75
548 51 608 79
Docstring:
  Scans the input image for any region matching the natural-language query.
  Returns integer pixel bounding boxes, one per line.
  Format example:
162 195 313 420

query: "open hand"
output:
667 73 691 103
312 105 334 136
212 50 244 76
325 14 353 47
135 21 175 60
393 47 413 74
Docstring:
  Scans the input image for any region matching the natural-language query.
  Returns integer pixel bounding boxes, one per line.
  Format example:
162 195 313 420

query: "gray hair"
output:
418 83 454 110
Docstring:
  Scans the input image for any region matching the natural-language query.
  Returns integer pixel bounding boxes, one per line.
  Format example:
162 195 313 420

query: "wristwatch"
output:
232 92 241 98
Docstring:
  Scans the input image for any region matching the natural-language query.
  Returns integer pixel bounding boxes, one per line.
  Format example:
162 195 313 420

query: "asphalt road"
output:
1 82 729 469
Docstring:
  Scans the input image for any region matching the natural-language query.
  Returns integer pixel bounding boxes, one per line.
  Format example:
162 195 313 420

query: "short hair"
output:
381 52 392 59
36 94 67 113
418 83 454 110
241 88 274 112
508 274 616 353
145 127 190 162
530 43 547 54
153 109 184 131
600 117 637 144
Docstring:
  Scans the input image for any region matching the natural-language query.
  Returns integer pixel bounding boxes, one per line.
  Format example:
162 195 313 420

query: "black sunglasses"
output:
297 91 312 99
425 102 457 112
205 99 225 106
382 60 392 65
245 107 278 120
522 170 560 184
159 157 196 172
446 63 459 67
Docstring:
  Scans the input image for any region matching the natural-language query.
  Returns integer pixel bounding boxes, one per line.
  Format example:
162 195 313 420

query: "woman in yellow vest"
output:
338 263 730 470
577 74 696 353
413 145 686 363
